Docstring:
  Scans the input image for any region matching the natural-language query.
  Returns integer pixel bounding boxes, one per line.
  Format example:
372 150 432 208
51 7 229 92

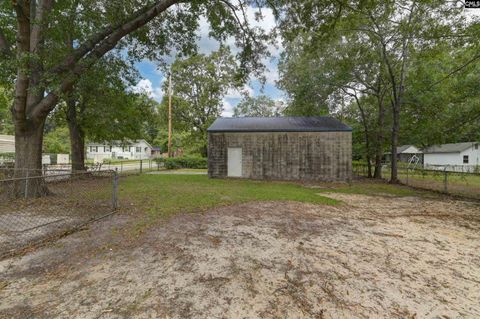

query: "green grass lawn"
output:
119 174 339 218
118 174 428 219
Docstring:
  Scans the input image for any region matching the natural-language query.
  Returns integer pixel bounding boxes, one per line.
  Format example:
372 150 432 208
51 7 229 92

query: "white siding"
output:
0 135 15 153
424 145 480 172
462 146 480 166
86 140 152 162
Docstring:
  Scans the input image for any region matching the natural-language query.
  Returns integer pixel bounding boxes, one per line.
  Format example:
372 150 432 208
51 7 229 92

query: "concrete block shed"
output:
207 117 352 182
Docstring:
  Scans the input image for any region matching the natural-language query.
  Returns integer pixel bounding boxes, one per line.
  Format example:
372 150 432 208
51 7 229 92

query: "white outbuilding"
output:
423 142 479 172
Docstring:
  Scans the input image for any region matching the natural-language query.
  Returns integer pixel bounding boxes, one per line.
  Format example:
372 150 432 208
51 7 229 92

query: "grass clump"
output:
318 180 420 197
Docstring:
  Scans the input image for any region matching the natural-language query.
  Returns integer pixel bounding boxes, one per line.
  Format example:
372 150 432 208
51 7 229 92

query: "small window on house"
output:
463 155 469 164
144 147 148 152
475 144 479 150
91 146 98 152
105 145 111 152
123 146 129 152
136 147 141 152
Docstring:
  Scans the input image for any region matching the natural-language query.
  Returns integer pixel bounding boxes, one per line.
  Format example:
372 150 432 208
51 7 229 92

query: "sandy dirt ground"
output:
0 193 479 319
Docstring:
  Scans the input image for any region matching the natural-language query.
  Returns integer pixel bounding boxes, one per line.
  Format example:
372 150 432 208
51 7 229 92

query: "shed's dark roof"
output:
423 142 478 154
207 116 352 133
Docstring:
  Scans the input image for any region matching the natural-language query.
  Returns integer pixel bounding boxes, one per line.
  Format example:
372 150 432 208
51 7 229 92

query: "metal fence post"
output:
140 160 143 174
406 167 409 185
112 168 119 210
24 170 29 199
444 168 448 193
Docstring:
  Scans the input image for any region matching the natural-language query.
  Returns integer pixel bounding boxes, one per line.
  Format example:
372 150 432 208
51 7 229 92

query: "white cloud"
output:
225 84 254 99
222 98 235 117
133 79 164 101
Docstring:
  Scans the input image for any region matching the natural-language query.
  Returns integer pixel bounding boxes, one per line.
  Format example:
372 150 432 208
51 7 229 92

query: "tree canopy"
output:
233 95 283 117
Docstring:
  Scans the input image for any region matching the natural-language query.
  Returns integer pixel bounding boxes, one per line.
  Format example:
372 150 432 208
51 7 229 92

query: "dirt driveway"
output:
0 193 479 318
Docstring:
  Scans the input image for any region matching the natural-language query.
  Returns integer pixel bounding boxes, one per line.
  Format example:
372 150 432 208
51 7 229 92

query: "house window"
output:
136 147 141 153
105 145 111 152
463 155 469 164
123 146 129 152
90 146 98 153
475 144 478 150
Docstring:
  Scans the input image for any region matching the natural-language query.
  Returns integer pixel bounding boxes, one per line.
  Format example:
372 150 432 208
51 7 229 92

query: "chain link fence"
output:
29 159 164 175
92 159 163 174
353 163 480 200
0 169 118 259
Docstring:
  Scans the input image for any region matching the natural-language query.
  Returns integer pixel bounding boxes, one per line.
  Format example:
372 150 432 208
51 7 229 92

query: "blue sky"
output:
132 7 285 117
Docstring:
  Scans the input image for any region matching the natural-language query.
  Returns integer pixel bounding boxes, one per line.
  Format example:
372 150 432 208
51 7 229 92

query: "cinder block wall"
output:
208 132 352 182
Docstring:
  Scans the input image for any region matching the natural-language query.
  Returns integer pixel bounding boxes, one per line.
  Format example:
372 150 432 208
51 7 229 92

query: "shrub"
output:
155 156 207 169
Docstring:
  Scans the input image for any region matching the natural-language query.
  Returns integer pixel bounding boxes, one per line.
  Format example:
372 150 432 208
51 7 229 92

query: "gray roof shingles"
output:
423 142 478 154
207 116 352 133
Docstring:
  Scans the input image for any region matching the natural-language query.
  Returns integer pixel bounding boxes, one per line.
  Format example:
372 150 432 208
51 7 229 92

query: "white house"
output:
0 134 15 153
86 140 153 162
423 142 480 172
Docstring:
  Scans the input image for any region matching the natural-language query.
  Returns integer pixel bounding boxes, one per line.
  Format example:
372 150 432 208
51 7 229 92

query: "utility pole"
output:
167 71 173 158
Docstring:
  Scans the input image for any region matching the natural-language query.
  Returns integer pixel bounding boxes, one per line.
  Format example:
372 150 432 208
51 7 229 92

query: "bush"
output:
155 156 207 169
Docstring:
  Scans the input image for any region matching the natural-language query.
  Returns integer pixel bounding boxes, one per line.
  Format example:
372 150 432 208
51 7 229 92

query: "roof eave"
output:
207 129 353 133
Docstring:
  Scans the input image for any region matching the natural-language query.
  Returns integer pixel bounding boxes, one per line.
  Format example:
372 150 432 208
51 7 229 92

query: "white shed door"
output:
227 147 242 177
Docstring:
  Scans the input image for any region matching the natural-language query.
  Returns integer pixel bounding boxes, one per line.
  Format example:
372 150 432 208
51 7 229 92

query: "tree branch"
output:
31 0 181 120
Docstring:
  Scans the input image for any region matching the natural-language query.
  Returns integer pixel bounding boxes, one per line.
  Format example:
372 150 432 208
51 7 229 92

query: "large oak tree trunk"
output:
13 118 49 197
66 98 86 172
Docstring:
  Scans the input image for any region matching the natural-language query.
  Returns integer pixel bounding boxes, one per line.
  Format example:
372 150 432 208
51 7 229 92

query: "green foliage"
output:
0 87 13 134
43 127 70 154
67 56 159 144
233 95 284 117
277 0 480 169
156 156 207 169
158 47 242 155
401 45 480 146
0 152 14 160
